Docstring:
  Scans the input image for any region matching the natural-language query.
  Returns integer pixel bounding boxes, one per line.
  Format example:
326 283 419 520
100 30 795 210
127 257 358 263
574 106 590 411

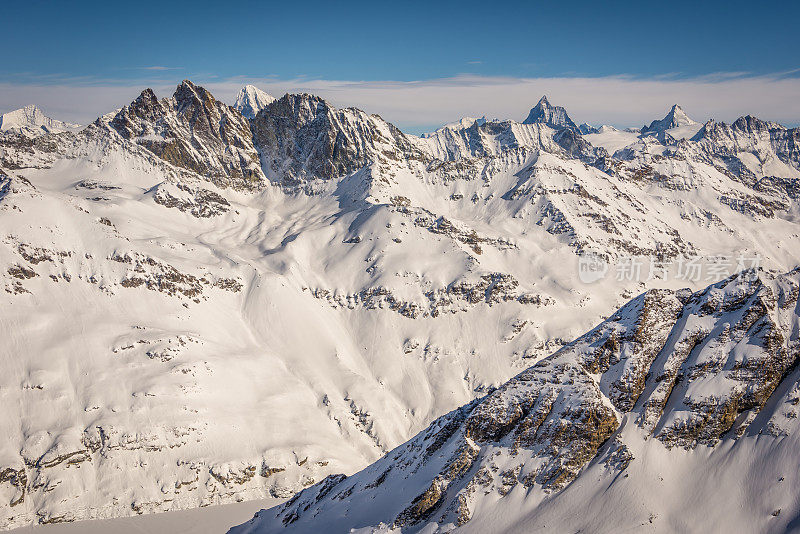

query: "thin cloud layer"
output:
1 73 799 134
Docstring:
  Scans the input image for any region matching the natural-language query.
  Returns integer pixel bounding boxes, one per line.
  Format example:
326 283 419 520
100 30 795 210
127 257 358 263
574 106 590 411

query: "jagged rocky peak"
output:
730 114 786 133
418 99 605 162
233 84 276 119
256 92 330 127
522 95 578 130
111 88 164 128
0 104 82 137
107 80 264 190
641 103 697 135
174 79 212 106
690 118 720 141
250 92 422 186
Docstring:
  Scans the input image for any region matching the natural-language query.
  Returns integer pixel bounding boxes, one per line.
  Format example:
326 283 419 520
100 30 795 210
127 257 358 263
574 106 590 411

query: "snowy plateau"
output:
0 82 799 533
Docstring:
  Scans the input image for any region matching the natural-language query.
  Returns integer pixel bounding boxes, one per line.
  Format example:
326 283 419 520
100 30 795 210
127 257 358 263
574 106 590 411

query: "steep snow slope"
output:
0 106 82 137
232 269 800 534
0 82 799 529
234 86 276 120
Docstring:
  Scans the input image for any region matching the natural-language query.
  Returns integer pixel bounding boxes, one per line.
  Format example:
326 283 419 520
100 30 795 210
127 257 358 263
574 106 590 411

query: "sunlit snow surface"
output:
0 92 799 531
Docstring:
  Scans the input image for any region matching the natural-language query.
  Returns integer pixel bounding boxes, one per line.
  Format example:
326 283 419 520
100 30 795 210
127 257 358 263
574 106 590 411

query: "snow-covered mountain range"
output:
0 105 82 137
0 83 798 531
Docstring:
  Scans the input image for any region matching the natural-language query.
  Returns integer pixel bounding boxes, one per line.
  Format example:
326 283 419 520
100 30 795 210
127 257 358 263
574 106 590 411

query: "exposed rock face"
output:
641 273 799 446
107 81 264 190
250 93 426 187
309 271 551 319
151 181 231 218
522 96 578 131
232 269 800 533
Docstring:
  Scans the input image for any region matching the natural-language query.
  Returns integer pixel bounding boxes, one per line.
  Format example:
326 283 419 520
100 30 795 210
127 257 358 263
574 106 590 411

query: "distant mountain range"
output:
0 105 82 136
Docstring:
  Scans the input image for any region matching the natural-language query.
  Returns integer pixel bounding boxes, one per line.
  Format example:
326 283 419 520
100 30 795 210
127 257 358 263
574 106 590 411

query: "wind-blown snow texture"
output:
0 84 799 530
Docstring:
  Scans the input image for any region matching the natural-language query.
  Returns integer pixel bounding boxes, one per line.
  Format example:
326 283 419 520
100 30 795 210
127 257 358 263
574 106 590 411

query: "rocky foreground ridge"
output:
233 268 800 533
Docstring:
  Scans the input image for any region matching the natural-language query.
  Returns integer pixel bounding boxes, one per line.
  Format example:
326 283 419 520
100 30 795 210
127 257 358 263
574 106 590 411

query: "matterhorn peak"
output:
641 103 698 135
667 104 694 124
233 84 276 119
522 95 578 130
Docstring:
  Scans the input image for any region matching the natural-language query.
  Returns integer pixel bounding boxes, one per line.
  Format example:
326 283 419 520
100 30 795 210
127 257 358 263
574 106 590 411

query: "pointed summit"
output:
106 80 265 189
0 104 82 137
641 104 698 135
522 95 578 130
174 79 214 108
233 84 276 119
668 104 693 123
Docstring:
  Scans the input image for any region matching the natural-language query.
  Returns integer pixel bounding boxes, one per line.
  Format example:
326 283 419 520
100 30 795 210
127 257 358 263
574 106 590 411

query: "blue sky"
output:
5 0 799 82
3 0 799 132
